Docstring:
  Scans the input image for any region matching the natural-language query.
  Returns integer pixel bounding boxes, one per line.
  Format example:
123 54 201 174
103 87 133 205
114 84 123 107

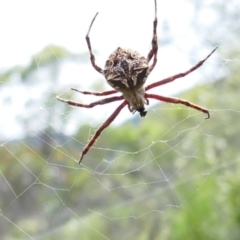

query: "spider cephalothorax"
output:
57 0 217 163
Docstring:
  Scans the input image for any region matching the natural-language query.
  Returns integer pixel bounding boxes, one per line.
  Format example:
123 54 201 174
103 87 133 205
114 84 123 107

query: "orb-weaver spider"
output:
57 0 217 163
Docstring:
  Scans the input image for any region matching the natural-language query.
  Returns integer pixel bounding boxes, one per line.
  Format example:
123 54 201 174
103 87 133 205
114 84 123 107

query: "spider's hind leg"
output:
86 12 104 75
147 0 158 73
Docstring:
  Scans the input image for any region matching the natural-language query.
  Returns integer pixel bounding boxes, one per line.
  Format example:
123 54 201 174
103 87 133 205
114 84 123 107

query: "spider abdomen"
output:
104 47 149 92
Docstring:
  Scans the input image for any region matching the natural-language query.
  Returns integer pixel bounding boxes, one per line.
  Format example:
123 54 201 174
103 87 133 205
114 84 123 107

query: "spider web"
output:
1 0 240 239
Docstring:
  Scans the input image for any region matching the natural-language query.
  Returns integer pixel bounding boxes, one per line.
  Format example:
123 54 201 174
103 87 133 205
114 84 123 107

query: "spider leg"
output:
71 88 117 96
147 0 158 73
57 95 124 108
146 47 218 91
86 12 104 75
146 93 210 119
79 100 127 163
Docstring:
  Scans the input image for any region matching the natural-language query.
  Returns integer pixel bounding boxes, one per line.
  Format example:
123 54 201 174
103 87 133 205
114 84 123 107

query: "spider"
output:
57 0 217 163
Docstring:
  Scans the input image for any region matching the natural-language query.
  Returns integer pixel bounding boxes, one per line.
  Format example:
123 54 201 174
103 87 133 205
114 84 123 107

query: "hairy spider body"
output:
104 48 149 91
104 47 149 116
57 0 217 163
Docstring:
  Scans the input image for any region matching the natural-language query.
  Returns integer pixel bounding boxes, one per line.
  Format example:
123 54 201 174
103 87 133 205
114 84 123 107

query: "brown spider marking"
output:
57 0 218 163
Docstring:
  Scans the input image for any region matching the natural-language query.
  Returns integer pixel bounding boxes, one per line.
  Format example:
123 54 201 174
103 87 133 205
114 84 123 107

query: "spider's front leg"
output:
79 101 127 163
147 0 158 73
146 93 210 119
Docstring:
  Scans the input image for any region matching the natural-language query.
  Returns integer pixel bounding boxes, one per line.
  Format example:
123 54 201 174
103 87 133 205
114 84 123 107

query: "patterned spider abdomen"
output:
104 47 149 92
